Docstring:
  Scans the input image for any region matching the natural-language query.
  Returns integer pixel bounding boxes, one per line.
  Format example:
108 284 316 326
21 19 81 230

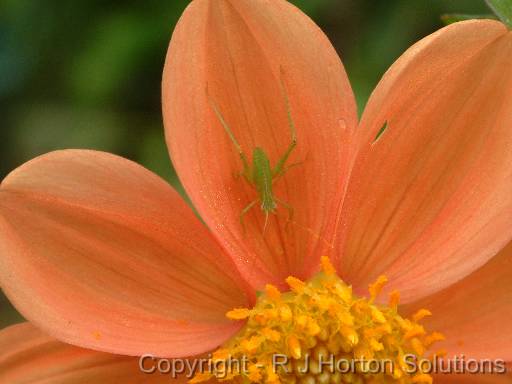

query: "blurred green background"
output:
0 0 491 328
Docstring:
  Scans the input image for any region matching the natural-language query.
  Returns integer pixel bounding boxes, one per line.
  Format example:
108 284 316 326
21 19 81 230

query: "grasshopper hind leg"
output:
240 199 259 233
275 198 294 222
272 67 298 178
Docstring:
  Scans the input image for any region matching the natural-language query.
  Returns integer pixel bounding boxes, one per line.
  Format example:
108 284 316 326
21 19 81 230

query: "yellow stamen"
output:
288 335 302 359
389 290 401 308
285 276 305 293
404 324 426 339
425 331 446 347
320 256 335 275
369 275 388 301
248 365 262 382
413 308 432 322
279 305 292 322
226 307 251 320
370 307 387 323
193 266 441 384
411 337 425 356
262 327 281 342
265 284 282 301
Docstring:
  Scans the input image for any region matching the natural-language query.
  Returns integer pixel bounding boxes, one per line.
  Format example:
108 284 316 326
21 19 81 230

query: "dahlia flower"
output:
1 0 511 383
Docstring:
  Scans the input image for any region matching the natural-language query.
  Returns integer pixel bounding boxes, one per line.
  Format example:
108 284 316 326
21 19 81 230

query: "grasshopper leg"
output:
240 199 259 233
206 85 252 181
275 197 294 222
272 160 303 184
272 140 296 178
272 66 298 178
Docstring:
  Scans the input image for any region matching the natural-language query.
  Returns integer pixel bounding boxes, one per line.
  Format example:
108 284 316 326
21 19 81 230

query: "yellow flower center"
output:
191 257 444 384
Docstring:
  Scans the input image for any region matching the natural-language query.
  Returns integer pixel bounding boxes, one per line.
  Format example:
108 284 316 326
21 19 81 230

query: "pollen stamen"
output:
192 258 444 383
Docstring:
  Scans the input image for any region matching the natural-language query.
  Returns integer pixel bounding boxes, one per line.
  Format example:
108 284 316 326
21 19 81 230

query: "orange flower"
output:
1 1 512 383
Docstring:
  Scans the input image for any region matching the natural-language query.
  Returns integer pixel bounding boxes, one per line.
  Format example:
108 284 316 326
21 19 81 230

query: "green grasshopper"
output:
207 78 298 232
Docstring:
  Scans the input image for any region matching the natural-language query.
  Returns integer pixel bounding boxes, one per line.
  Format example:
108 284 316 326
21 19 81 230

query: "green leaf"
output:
373 121 388 143
485 0 512 28
441 13 497 25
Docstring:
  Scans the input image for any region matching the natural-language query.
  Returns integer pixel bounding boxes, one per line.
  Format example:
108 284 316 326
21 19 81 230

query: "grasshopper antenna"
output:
287 219 334 250
272 67 298 177
205 83 243 153
206 83 251 177
279 66 297 144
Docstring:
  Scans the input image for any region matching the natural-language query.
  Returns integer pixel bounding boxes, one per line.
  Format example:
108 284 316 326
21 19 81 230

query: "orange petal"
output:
0 322 192 383
433 372 512 383
163 0 357 288
403 241 512 361
0 150 250 357
335 20 512 302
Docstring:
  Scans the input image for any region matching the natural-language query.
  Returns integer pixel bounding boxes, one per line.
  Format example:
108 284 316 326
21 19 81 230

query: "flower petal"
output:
335 20 512 301
0 322 189 383
163 0 357 288
402 241 512 361
0 150 250 357
433 372 512 383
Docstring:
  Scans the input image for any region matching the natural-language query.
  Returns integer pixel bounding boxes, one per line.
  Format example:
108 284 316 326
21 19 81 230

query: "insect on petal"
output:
163 0 358 289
